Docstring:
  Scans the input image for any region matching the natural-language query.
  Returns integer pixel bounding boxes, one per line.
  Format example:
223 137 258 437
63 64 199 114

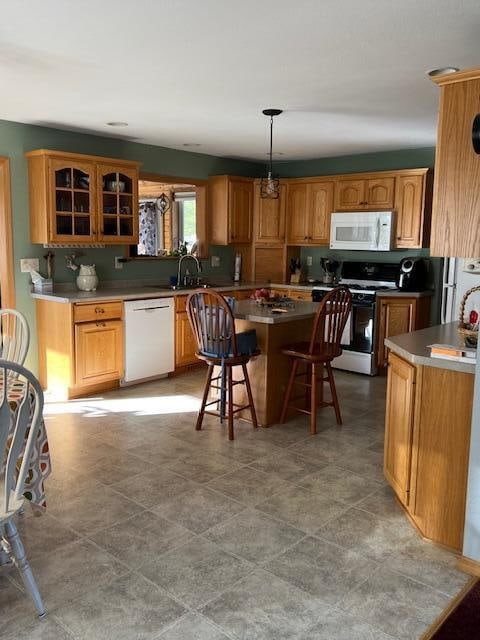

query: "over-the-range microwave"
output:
330 211 394 251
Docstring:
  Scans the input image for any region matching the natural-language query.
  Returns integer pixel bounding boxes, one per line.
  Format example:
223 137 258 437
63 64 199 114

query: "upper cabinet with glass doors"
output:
26 149 140 244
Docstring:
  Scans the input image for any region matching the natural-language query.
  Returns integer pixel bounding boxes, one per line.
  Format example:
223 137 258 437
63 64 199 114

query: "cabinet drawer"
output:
288 289 313 301
74 301 122 323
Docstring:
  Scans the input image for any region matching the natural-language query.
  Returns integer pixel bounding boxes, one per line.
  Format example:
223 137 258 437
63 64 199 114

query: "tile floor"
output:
1 369 469 640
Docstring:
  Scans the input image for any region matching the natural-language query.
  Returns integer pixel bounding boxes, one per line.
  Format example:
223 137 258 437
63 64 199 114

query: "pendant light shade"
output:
260 108 283 199
156 192 171 214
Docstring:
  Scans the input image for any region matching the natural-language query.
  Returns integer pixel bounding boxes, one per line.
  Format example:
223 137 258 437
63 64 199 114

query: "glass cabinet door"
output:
97 164 138 243
49 159 96 241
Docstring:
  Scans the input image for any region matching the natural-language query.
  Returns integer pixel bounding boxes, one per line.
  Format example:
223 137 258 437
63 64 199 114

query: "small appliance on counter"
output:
396 257 428 291
320 258 339 284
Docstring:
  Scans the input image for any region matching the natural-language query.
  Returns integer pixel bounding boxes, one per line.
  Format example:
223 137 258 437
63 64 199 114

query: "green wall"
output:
277 147 435 177
0 119 263 370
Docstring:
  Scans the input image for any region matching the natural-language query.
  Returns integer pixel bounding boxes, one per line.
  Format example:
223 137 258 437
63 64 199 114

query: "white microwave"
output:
330 211 394 251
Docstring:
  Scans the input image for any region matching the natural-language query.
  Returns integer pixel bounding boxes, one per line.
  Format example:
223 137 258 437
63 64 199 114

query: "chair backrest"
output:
0 360 44 513
0 309 30 366
186 290 238 358
309 286 352 354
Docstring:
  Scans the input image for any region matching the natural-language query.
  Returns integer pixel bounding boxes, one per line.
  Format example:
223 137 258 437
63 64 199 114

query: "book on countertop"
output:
427 343 477 364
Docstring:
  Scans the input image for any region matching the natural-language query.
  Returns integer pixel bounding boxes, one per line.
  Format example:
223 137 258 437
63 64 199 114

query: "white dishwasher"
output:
123 298 175 384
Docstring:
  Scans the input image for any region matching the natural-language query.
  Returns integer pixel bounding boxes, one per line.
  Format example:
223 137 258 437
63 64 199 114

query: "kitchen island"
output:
231 298 319 427
384 322 474 551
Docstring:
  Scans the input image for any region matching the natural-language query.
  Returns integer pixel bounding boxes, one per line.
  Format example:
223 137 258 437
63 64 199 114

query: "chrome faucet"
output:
176 254 202 288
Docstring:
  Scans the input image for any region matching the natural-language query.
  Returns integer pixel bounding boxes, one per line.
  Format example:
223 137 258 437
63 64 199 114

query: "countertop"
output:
385 322 476 374
31 280 434 303
31 282 266 304
233 299 318 324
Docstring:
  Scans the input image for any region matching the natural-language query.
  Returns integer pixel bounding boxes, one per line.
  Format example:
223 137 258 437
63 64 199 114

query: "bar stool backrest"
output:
186 290 238 358
309 286 352 355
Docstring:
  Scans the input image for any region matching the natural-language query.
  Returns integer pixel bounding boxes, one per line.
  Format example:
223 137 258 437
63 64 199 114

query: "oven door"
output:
347 302 375 354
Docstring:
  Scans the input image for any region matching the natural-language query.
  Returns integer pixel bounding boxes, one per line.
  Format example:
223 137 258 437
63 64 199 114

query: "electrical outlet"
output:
20 258 39 273
211 255 220 268
114 256 124 270
306 256 313 267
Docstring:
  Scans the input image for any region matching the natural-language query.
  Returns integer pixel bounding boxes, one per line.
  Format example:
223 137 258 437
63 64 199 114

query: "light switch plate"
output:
20 258 39 273
306 256 313 266
211 255 220 267
114 256 123 270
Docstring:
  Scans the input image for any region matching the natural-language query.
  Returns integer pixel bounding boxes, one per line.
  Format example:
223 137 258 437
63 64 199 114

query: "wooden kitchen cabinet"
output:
75 320 123 386
286 180 334 245
26 149 140 245
394 170 431 248
175 310 198 368
208 175 254 245
430 68 480 257
36 298 124 399
253 246 286 282
335 177 394 210
384 353 416 506
97 163 138 244
384 352 474 551
253 180 286 244
376 296 431 369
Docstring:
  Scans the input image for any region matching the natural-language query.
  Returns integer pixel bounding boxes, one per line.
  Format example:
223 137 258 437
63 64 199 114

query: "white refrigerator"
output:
441 257 480 324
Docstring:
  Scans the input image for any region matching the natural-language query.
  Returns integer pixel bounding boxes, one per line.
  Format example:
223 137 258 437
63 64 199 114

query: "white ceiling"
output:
1 0 480 161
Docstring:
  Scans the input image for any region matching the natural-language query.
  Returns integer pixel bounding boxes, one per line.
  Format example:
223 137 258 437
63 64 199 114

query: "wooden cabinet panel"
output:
377 296 431 369
208 176 253 245
308 181 334 244
430 70 480 257
233 289 254 300
75 320 123 386
286 289 312 301
366 177 395 208
253 181 286 244
335 179 365 210
97 163 138 244
253 246 285 282
394 174 425 248
175 311 198 367
384 353 416 505
410 366 473 551
229 180 253 243
48 158 97 242
73 301 122 323
286 183 309 243
377 298 416 369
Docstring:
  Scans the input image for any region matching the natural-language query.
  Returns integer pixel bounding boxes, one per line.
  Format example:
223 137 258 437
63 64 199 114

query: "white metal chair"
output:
0 309 30 568
0 309 30 366
0 360 46 619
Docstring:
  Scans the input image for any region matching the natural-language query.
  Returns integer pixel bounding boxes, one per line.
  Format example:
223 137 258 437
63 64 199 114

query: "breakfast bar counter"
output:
232 299 318 426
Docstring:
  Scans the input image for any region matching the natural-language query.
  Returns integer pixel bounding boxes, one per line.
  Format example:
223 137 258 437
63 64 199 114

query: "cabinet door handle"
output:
95 307 105 314
96 321 106 327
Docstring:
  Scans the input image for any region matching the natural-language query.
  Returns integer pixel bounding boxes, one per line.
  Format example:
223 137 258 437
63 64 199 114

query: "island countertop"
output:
385 321 476 374
233 299 318 324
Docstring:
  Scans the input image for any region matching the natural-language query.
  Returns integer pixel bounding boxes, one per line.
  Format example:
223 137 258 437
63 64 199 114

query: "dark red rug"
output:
423 579 480 639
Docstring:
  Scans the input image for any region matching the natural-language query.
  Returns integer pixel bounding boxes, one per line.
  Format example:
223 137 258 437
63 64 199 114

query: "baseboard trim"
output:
420 576 478 639
457 555 480 577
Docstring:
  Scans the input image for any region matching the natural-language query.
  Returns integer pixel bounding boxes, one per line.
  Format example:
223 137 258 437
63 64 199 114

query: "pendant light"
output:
260 108 283 199
156 192 171 214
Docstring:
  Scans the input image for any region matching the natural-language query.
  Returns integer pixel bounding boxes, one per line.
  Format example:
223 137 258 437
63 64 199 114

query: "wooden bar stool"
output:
280 286 352 435
186 290 259 440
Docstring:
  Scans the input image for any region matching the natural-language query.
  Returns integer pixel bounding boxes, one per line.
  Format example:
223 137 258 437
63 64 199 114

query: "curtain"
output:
138 201 158 256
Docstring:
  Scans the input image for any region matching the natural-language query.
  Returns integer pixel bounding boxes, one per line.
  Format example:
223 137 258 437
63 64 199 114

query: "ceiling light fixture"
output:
106 121 128 127
427 67 459 77
156 192 171 214
260 108 283 199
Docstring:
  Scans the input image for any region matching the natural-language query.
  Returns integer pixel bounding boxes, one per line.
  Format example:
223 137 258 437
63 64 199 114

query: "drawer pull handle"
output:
95 307 105 314
96 321 106 327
